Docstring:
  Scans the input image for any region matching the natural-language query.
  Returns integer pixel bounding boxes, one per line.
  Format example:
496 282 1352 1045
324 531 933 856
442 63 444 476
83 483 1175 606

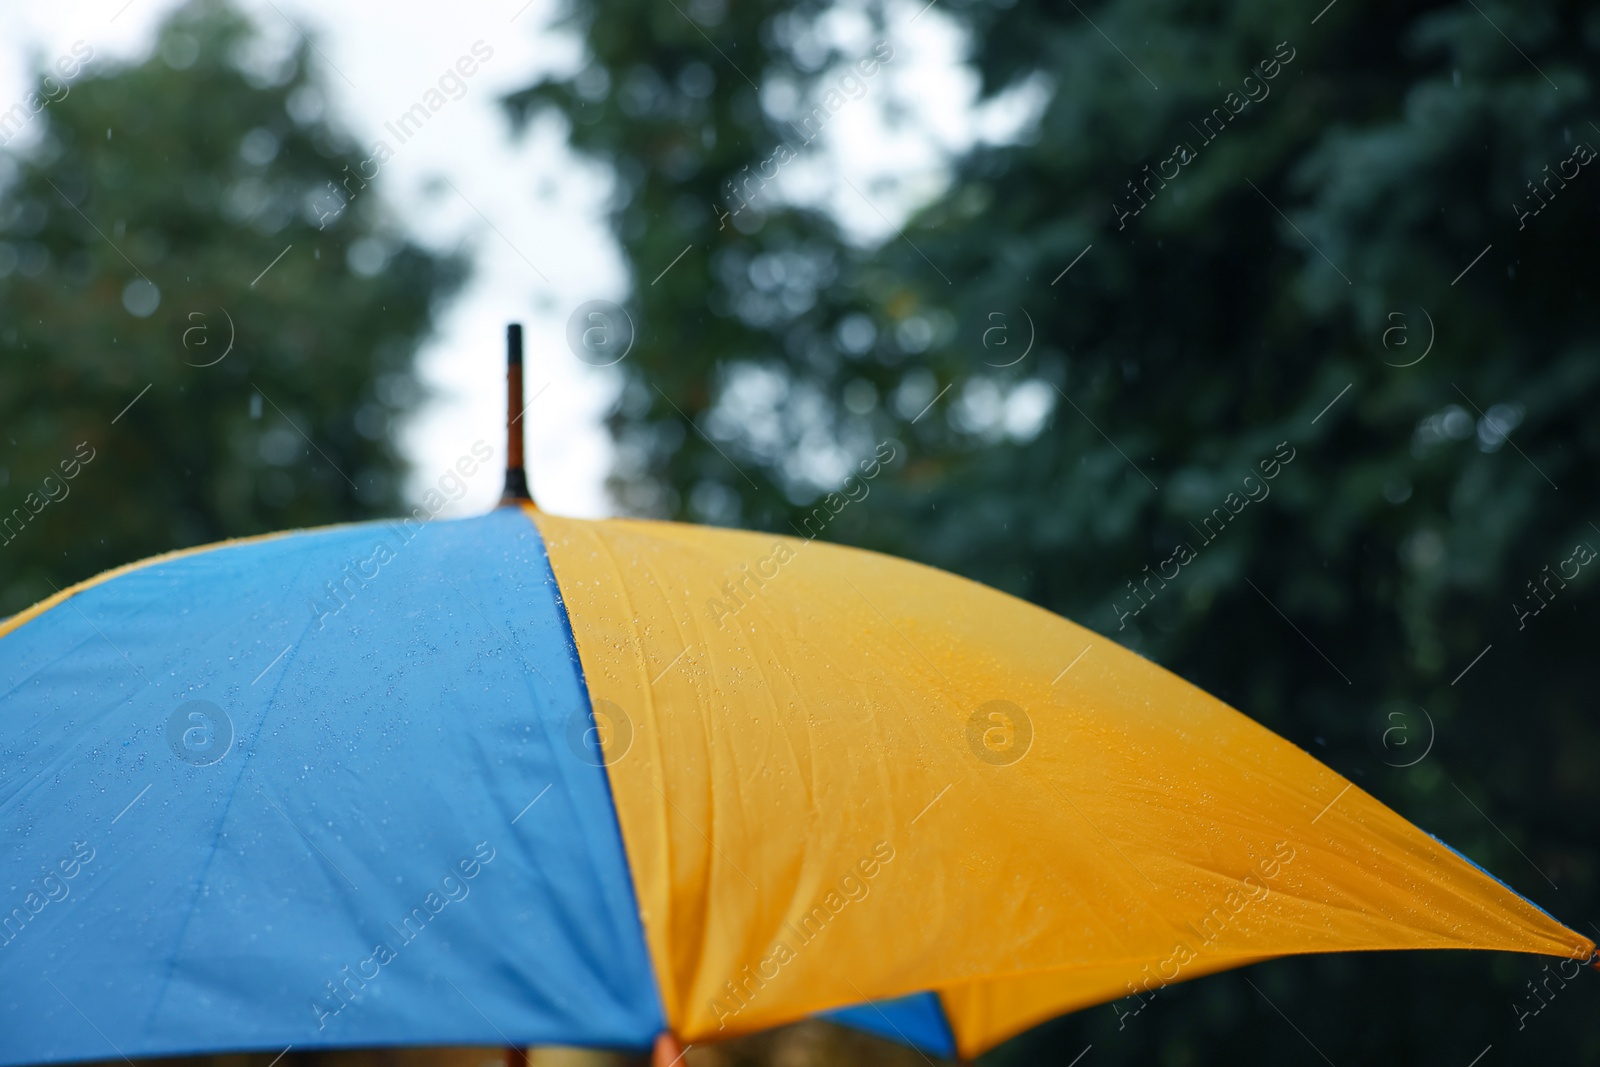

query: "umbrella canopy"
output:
0 501 1591 1065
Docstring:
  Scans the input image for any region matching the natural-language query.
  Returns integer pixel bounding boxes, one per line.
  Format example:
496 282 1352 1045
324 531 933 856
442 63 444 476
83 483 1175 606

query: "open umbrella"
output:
1 328 1592 1065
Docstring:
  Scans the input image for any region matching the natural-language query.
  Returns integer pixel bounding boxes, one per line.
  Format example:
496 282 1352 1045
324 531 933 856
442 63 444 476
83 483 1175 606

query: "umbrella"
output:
1 327 1592 1065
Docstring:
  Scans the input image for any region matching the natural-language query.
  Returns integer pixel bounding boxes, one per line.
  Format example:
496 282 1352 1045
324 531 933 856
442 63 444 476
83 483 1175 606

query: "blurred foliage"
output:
512 0 1600 1062
0 0 461 615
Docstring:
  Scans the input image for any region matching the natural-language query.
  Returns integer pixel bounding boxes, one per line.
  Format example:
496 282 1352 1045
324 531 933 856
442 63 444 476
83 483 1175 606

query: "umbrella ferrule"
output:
501 322 533 505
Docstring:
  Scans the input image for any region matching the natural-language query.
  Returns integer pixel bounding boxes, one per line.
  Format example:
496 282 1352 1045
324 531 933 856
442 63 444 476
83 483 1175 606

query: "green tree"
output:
0 0 462 614
513 0 1599 1062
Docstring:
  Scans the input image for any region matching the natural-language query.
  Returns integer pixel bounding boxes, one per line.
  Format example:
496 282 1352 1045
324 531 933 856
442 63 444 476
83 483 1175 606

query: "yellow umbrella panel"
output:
529 506 1593 1060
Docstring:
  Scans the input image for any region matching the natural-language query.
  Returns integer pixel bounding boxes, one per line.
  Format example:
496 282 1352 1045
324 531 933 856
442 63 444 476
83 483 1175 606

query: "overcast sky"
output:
0 0 1037 519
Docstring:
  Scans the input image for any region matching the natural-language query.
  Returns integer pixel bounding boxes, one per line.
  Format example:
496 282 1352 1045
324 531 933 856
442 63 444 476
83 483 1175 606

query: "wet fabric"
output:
0 510 663 1063
0 504 1591 1064
529 507 1591 1058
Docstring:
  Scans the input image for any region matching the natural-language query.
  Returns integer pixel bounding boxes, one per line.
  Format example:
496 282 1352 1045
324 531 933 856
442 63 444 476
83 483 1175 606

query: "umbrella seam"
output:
135 557 326 1039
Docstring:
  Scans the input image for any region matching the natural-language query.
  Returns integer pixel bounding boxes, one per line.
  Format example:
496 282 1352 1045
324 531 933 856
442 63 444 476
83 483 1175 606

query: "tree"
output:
512 0 1600 1062
0 0 462 615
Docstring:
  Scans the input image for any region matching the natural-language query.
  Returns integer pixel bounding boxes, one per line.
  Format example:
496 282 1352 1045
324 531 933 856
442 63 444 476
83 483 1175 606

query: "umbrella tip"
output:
501 322 533 506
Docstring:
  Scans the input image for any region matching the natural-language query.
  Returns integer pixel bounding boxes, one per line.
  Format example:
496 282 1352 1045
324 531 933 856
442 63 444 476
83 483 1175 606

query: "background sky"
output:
0 0 1035 518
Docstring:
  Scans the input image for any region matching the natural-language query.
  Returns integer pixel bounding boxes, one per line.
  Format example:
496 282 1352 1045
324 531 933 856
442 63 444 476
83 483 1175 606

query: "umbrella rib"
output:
1048 781 1160 890
650 781 759 890
136 605 324 1036
260 789 360 890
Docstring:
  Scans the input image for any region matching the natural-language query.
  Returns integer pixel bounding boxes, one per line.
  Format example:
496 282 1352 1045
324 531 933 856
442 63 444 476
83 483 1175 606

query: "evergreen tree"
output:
0 0 462 614
512 0 1600 1062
